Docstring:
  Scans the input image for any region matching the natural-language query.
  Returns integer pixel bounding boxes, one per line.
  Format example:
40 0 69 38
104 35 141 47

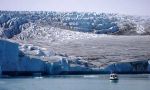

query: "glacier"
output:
0 11 150 76
0 11 150 39
0 39 150 75
0 39 19 72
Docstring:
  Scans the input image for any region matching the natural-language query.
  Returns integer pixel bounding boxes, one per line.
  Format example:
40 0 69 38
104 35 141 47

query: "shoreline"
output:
1 71 150 77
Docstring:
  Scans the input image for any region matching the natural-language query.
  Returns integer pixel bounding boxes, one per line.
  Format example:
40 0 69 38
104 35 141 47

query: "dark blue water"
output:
0 74 150 90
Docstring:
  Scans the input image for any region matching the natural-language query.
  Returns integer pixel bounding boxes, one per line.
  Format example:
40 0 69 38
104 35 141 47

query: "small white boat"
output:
109 73 118 80
34 76 43 79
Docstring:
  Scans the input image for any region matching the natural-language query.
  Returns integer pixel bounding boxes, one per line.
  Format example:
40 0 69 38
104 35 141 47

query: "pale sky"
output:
0 0 150 16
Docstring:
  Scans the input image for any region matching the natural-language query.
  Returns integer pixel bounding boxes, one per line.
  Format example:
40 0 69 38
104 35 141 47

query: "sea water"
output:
0 74 150 90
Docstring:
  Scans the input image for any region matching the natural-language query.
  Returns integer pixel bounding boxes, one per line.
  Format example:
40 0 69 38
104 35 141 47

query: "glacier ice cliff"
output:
104 60 149 74
0 39 150 75
0 39 19 72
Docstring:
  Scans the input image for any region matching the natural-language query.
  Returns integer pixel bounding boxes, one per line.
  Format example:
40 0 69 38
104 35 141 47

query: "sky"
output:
0 0 150 16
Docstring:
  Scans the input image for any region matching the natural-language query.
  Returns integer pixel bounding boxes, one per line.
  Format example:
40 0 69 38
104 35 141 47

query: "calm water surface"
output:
0 74 150 90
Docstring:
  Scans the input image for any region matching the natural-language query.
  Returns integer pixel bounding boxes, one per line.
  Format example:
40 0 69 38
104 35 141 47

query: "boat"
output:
109 73 118 80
